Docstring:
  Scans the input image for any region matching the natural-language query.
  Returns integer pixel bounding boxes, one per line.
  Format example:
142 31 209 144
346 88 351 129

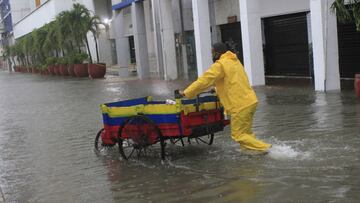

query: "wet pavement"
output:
0 70 359 202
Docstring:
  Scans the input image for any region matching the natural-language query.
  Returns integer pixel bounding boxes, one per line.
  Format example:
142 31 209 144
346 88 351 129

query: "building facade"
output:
111 0 360 92
0 0 14 70
6 0 360 92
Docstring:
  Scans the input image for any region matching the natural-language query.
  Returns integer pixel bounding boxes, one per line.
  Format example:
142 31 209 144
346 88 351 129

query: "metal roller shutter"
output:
337 22 360 78
264 12 310 77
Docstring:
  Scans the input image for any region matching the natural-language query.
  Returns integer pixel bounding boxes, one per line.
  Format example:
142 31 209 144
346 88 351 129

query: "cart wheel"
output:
170 138 185 147
94 128 105 151
118 115 165 160
190 133 214 145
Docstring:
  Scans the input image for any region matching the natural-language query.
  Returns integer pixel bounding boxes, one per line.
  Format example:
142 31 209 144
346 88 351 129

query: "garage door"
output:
337 21 360 78
263 12 311 76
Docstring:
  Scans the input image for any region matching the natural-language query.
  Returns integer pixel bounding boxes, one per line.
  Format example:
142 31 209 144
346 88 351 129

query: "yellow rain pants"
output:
184 51 271 151
231 103 271 151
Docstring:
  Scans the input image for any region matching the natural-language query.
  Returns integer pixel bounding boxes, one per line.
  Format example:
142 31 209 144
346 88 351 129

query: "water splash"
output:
268 144 311 160
164 160 192 170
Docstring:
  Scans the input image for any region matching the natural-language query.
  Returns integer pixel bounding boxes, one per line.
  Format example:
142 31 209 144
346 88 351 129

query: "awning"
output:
112 0 145 11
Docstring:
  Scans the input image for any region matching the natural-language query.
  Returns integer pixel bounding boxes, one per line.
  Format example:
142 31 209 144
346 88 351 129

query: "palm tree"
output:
70 3 93 62
69 3 104 63
9 45 17 67
86 15 103 63
2 45 12 71
13 41 25 66
32 26 48 68
331 0 360 31
43 22 61 58
22 35 34 66
56 10 77 55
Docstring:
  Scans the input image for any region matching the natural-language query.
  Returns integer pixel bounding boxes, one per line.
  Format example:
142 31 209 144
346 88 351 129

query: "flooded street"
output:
0 71 359 202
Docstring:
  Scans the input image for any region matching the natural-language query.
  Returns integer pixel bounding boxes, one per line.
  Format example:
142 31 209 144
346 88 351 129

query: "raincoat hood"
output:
219 51 238 61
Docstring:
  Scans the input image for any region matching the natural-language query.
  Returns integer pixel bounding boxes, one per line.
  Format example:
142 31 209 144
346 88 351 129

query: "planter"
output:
20 67 27 73
74 64 89 77
14 66 21 72
32 67 39 74
355 74 360 98
88 63 106 79
59 64 69 76
40 70 48 75
48 66 55 75
68 64 76 77
54 65 60 75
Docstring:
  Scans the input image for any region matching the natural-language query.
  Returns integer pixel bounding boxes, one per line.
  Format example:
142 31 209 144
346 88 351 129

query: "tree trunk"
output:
7 59 13 72
70 41 74 51
25 54 30 66
84 35 93 63
93 33 99 63
11 57 16 67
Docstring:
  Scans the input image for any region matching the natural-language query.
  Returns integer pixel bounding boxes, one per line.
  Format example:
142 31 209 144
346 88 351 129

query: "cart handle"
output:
174 88 216 99
195 89 216 111
174 89 216 112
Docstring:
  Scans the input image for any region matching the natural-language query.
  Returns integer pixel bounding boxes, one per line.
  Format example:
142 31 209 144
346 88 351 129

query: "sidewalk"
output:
106 65 121 76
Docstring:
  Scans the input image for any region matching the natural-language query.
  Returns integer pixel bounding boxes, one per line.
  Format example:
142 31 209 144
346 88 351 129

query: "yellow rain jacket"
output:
184 51 271 151
184 51 257 114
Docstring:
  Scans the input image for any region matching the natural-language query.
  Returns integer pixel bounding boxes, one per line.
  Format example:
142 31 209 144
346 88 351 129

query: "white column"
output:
151 0 164 78
310 0 340 91
209 0 220 43
143 1 157 76
239 0 265 86
158 0 178 80
81 0 97 63
112 10 130 71
192 0 212 76
132 2 150 79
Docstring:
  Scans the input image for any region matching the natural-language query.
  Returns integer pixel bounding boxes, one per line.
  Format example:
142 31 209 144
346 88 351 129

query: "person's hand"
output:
179 90 185 97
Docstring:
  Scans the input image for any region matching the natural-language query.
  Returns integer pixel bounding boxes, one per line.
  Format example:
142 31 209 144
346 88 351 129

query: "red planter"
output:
88 63 106 79
32 67 39 74
14 66 21 72
68 64 76 77
48 66 55 75
40 70 49 75
74 64 89 77
54 65 60 75
355 74 360 98
20 67 27 73
59 64 69 76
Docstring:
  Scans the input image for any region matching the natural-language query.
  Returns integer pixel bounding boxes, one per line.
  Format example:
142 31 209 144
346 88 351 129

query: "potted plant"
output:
41 64 47 75
8 46 19 72
331 0 360 97
46 57 57 75
73 53 89 77
54 61 61 76
2 46 14 72
87 16 107 79
43 22 61 76
67 54 76 77
58 57 69 76
32 66 40 74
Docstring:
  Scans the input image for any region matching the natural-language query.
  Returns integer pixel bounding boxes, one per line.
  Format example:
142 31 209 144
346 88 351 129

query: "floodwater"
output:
0 71 359 202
